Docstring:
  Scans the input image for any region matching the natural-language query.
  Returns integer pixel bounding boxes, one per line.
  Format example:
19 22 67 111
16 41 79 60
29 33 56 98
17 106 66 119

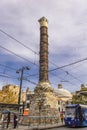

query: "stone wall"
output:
29 82 59 117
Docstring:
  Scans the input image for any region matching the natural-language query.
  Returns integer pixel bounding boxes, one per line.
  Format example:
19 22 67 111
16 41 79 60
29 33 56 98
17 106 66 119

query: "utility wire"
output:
0 74 18 79
49 62 83 83
0 28 86 72
64 72 83 83
0 72 79 88
24 78 78 90
0 43 84 84
25 73 39 77
0 44 84 84
0 29 86 84
0 63 16 71
1 28 87 71
50 57 87 72
0 28 79 71
0 44 38 66
24 78 37 85
0 29 38 55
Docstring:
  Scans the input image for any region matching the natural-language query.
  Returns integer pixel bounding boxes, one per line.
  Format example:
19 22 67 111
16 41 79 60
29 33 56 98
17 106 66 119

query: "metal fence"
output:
18 115 63 128
0 119 14 129
0 116 64 129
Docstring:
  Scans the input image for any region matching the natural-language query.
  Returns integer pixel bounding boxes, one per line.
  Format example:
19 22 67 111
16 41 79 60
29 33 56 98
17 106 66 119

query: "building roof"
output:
54 84 72 99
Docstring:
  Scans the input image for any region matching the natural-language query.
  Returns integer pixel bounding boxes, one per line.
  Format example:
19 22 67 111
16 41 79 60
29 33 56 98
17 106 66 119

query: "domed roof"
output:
54 84 72 98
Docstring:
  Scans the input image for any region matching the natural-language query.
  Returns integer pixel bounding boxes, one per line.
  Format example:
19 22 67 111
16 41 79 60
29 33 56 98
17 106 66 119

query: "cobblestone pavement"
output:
0 121 65 130
0 123 64 130
0 125 28 130
19 123 64 130
12 124 64 130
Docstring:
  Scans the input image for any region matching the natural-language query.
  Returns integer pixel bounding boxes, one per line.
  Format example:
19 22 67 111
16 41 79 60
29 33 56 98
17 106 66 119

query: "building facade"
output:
54 84 72 113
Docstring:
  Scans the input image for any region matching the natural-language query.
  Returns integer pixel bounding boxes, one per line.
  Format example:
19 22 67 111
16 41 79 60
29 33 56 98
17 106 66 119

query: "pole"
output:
16 66 30 112
18 68 24 105
23 101 25 114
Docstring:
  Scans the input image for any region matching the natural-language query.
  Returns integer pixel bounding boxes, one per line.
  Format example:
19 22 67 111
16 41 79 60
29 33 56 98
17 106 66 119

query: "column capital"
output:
38 17 48 27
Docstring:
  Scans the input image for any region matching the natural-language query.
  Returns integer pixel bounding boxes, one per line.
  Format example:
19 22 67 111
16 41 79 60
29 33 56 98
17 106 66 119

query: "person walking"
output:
60 113 64 124
1 113 5 128
13 113 18 129
7 112 10 128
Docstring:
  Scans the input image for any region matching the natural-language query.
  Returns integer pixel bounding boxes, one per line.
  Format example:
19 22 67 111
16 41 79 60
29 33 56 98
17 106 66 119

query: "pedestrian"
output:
1 113 5 128
13 113 18 129
60 113 64 124
19 115 24 124
7 112 10 128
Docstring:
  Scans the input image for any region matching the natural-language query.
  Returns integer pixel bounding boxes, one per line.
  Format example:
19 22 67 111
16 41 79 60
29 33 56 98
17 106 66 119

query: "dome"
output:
54 84 72 98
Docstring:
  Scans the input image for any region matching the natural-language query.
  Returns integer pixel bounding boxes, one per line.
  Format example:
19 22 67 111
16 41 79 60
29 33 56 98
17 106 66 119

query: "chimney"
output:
58 84 62 89
38 17 49 82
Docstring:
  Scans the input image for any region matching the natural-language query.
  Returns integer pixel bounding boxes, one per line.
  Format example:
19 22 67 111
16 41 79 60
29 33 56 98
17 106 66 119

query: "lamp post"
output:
16 66 30 105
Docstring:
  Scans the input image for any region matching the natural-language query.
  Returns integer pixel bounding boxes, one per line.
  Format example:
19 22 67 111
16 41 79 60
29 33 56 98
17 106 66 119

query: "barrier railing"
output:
0 116 64 129
19 115 63 128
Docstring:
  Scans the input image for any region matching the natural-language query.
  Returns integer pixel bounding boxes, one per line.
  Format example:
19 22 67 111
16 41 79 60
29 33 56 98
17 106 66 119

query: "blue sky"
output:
0 0 87 92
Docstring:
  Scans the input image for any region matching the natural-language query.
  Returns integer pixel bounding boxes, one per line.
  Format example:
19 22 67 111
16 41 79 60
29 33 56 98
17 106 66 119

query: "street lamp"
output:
16 66 30 105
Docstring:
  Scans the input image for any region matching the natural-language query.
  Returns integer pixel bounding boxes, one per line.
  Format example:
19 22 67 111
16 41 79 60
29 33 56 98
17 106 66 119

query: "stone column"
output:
30 17 58 120
34 17 53 93
38 17 49 82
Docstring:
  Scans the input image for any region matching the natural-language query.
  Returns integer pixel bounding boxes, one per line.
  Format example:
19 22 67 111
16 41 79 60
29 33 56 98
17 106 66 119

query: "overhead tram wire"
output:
0 29 86 84
24 78 37 85
49 62 83 83
0 63 16 71
1 28 87 70
0 28 86 71
0 72 37 82
0 28 75 71
0 73 18 79
49 54 87 83
0 44 84 84
0 45 38 66
0 29 82 87
0 29 67 80
49 70 82 86
0 29 57 66
0 28 48 65
50 80 77 87
50 57 87 72
23 78 78 90
0 73 79 91
25 73 39 78
0 69 82 88
0 29 38 55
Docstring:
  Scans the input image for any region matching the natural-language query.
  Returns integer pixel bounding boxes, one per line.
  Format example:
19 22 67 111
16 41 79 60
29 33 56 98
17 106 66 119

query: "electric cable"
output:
0 29 86 85
0 29 39 55
0 44 38 66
